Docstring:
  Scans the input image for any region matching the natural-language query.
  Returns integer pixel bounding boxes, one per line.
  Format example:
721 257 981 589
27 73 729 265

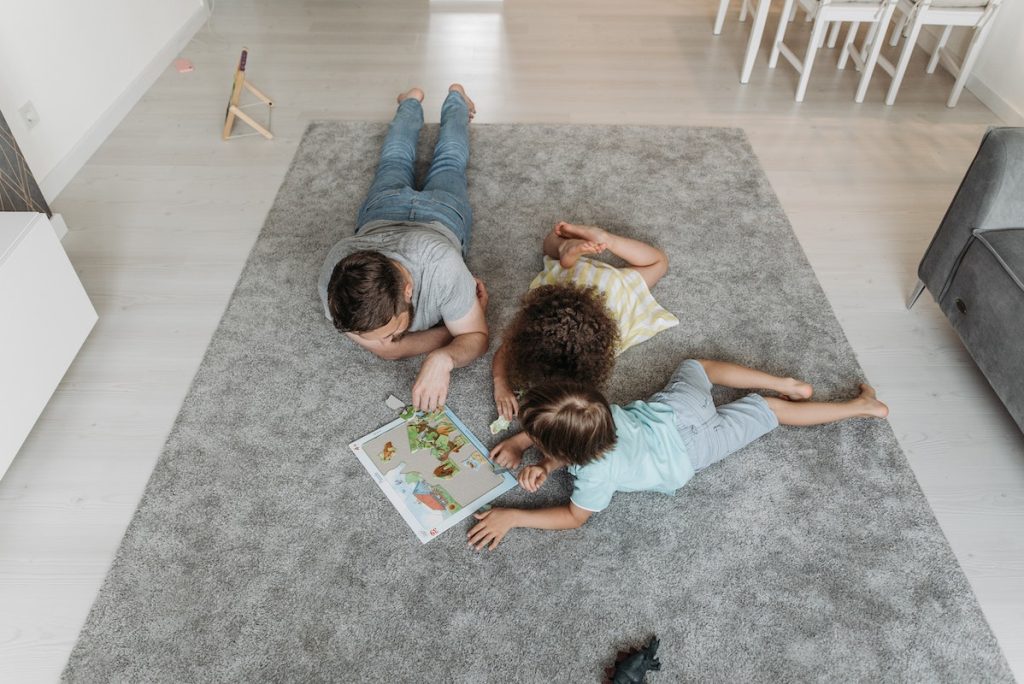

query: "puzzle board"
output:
349 406 518 543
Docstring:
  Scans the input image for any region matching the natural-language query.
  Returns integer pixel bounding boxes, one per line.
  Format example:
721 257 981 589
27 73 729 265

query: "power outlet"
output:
18 101 40 129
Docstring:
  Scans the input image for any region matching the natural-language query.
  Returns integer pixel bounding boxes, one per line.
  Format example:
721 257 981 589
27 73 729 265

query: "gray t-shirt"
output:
318 221 476 332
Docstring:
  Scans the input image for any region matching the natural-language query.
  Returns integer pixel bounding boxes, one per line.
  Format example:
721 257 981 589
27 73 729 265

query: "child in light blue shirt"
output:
468 359 889 550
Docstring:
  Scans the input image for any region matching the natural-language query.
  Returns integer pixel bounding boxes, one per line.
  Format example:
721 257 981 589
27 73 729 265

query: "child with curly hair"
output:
468 359 889 550
492 221 678 420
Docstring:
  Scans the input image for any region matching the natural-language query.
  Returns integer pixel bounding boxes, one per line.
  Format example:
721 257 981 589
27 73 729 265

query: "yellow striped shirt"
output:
529 256 679 354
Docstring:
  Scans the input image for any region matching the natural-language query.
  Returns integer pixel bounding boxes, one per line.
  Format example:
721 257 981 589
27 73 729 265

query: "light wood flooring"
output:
2 1 1022 680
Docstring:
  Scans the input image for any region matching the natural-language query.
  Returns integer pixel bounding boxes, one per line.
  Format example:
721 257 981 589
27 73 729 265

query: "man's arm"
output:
467 503 593 550
412 297 489 411
346 326 453 361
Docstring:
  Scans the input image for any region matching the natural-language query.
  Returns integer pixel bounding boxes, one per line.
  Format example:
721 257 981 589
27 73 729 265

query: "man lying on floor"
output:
319 84 488 412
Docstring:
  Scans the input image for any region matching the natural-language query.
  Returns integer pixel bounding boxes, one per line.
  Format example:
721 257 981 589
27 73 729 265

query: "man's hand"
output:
412 350 455 412
494 380 519 420
474 276 489 312
491 435 527 469
468 508 519 550
518 465 548 492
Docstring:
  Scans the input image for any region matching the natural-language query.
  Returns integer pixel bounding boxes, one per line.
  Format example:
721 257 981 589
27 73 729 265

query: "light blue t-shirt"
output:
567 401 693 512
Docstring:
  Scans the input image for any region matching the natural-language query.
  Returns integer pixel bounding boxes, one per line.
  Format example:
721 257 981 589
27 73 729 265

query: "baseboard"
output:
38 3 211 201
962 75 1024 126
917 27 1024 125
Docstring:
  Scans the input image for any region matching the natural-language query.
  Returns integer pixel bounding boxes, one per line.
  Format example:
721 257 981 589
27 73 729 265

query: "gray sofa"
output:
909 127 1024 433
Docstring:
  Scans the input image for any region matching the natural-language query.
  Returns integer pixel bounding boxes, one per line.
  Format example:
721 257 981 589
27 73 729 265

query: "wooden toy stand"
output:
222 48 274 140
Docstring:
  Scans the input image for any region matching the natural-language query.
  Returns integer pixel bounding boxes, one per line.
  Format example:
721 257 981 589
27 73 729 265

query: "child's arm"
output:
555 222 669 289
490 430 533 469
468 503 593 550
517 454 562 492
492 343 519 419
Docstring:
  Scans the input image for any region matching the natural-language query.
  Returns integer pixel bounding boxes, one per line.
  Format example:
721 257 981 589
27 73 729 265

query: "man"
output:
319 84 487 411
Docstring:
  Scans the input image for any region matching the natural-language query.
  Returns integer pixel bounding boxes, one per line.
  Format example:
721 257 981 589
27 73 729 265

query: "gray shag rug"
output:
64 122 1012 682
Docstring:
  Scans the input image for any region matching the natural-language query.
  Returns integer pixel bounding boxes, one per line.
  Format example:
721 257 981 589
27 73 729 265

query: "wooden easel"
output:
222 48 274 140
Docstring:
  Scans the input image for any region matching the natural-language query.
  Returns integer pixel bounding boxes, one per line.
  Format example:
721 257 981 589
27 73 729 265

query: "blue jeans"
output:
356 91 473 255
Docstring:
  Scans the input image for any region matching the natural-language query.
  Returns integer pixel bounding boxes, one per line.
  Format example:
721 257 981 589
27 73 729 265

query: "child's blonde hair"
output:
519 381 617 466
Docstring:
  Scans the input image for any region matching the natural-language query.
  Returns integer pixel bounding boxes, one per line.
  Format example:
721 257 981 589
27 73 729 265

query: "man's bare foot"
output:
398 87 425 104
558 239 606 268
855 384 889 419
776 377 814 401
555 221 610 246
448 83 476 119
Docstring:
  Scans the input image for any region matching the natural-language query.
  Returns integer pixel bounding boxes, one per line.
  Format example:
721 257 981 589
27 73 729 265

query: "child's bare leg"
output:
764 385 888 426
698 359 813 400
542 226 605 268
555 222 668 288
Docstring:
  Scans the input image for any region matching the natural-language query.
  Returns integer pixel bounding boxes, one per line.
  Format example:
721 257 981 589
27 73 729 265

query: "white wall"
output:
969 0 1024 122
0 0 209 200
921 0 1024 123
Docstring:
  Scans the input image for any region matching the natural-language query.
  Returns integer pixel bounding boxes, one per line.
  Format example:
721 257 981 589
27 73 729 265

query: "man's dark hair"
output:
519 381 617 466
504 284 619 389
327 250 405 333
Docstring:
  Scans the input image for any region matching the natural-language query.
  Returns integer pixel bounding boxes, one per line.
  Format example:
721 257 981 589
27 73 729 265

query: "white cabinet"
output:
0 212 97 478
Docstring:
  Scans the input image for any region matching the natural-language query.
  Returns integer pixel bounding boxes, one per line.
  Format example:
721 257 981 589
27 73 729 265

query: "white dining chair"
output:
769 0 899 102
714 0 758 34
878 0 1003 106
714 0 803 84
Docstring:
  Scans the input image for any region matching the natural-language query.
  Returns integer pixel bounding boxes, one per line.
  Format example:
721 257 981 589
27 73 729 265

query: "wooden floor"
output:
2 1 1022 680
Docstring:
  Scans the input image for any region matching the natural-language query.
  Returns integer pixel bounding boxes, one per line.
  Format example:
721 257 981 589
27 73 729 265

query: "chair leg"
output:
770 0 797 68
741 0 772 83
714 0 731 34
927 25 952 73
862 19 881 60
837 22 860 69
949 19 995 107
819 21 830 47
885 16 923 105
790 2 798 21
827 20 842 48
906 278 925 309
796 19 828 102
889 12 907 46
855 2 897 102
740 0 749 22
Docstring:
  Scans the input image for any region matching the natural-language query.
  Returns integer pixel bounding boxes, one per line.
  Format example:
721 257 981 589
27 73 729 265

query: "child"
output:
493 221 679 420
468 359 889 550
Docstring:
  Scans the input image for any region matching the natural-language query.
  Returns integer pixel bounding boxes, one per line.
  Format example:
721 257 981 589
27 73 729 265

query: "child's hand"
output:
491 437 525 469
468 508 518 550
494 382 519 420
518 465 548 492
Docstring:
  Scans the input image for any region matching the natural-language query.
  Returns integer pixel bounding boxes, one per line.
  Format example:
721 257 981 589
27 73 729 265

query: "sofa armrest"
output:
919 128 1024 297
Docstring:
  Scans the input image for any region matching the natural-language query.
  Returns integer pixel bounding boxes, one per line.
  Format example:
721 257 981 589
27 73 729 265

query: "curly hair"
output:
504 283 619 389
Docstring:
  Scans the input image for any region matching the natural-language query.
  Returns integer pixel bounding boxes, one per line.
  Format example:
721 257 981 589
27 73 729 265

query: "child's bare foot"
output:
555 221 610 245
398 87 425 104
557 239 606 268
776 378 814 401
855 384 889 419
448 83 476 119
